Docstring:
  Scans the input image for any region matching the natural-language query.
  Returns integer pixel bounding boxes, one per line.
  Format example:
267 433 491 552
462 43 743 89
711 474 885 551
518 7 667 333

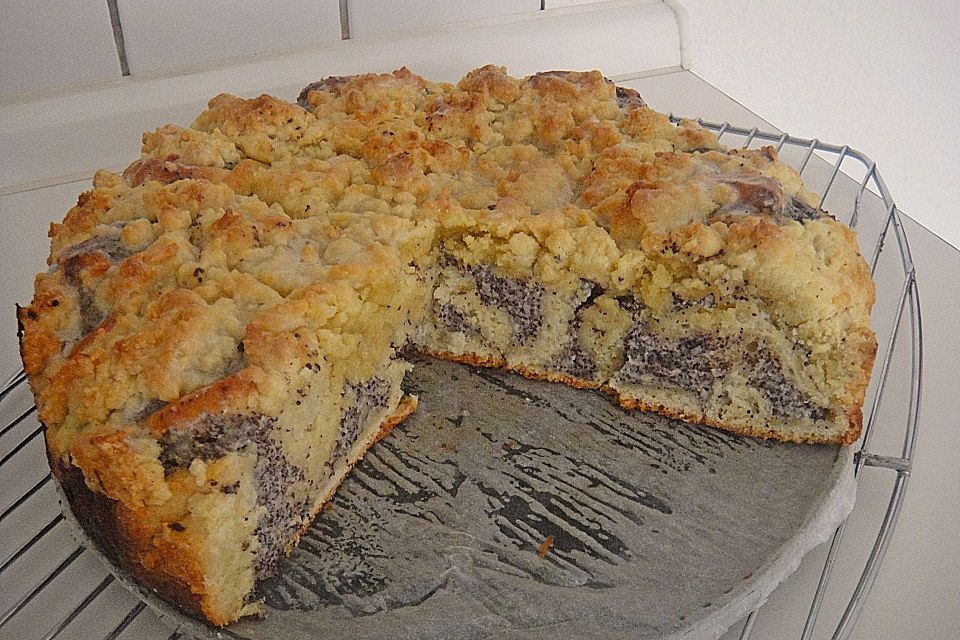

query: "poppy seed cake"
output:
18 66 876 626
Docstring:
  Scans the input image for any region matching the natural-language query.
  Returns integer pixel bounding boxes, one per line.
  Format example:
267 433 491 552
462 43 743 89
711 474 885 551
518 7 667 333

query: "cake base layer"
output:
286 394 418 556
417 349 861 445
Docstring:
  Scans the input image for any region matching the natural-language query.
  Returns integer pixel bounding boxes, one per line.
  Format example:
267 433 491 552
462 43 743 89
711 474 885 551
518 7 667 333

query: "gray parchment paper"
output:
64 357 856 640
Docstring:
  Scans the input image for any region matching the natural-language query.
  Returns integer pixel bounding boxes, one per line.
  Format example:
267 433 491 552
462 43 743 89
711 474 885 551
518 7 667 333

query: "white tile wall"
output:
348 0 541 39
0 0 639 103
116 0 342 75
0 0 122 100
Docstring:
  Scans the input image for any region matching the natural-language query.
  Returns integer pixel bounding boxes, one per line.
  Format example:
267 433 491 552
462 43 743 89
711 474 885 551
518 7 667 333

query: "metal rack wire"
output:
0 121 922 640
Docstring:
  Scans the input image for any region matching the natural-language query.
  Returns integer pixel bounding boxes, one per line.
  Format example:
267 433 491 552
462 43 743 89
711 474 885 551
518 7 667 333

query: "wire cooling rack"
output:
0 120 922 640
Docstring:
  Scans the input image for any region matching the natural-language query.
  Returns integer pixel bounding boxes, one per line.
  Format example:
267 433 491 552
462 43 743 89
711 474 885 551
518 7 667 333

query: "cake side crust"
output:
420 348 861 445
48 447 216 622
607 389 863 446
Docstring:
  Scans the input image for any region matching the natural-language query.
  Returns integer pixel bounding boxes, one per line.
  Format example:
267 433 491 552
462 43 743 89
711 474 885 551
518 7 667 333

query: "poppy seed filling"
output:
159 413 309 580
784 197 824 222
748 349 827 420
552 280 603 380
60 236 130 336
159 413 276 470
618 326 729 399
617 322 827 419
462 262 545 344
436 302 472 334
156 374 395 581
552 329 599 380
336 377 392 458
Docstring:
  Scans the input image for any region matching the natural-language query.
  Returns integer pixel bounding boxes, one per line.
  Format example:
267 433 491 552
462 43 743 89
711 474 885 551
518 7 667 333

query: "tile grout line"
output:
0 171 102 198
339 0 350 40
106 0 131 76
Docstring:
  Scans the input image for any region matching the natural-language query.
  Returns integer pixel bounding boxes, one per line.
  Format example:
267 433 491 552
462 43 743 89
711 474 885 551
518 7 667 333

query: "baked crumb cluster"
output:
18 66 876 625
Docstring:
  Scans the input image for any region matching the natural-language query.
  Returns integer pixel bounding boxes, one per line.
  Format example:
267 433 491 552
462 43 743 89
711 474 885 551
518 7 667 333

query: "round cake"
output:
17 66 876 625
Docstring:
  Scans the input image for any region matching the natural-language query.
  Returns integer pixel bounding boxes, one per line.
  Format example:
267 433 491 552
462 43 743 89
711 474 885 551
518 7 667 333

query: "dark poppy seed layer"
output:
553 334 598 380
619 326 728 399
784 197 824 222
463 262 545 344
60 230 133 336
553 280 602 380
335 377 392 459
436 302 472 333
158 412 310 580
748 349 827 420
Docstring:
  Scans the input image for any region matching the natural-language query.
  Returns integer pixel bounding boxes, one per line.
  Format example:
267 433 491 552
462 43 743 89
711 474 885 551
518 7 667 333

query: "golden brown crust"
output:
420 349 601 391
607 389 862 446
373 394 419 442
143 371 261 438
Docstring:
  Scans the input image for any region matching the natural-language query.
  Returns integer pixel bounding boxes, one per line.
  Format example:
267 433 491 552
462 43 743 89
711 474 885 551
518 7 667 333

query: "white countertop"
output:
0 42 956 639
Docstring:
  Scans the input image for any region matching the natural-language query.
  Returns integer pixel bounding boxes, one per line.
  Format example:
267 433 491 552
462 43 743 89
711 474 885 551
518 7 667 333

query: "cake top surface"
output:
19 65 874 466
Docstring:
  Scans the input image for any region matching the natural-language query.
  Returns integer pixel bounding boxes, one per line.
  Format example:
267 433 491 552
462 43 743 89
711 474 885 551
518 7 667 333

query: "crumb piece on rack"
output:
537 536 554 557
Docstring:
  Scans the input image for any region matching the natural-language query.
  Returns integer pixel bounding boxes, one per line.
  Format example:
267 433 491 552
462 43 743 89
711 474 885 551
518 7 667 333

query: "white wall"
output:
0 0 553 100
674 0 960 250
0 0 121 97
